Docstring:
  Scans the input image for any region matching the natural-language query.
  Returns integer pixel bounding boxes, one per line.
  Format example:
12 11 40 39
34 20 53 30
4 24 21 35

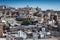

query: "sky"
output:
0 0 60 10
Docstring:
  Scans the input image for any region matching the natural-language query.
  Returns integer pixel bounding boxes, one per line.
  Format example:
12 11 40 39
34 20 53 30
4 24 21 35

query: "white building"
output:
18 30 27 38
0 38 6 40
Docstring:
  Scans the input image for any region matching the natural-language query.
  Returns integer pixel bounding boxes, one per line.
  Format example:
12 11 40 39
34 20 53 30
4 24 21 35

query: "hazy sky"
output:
0 0 60 10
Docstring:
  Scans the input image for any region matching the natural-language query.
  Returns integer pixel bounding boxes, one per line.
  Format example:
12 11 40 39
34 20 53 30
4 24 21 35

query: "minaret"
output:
55 13 58 21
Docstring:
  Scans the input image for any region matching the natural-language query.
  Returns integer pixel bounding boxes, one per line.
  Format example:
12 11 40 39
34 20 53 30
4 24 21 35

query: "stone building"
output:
0 20 3 37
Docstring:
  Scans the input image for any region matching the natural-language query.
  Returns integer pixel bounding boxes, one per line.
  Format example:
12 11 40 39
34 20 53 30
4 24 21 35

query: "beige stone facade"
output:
0 23 3 37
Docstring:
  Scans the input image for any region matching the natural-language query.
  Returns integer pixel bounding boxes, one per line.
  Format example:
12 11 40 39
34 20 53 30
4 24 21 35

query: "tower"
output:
55 13 58 21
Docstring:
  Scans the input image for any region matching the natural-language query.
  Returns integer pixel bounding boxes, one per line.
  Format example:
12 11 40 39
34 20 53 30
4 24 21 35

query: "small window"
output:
6 12 9 15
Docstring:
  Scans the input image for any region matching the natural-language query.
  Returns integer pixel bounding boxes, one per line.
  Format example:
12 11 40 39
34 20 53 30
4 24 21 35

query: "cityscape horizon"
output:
0 0 60 40
0 0 60 11
0 5 60 11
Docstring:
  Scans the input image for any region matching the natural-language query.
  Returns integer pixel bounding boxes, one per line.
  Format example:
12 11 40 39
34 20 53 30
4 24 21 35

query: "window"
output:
6 12 9 15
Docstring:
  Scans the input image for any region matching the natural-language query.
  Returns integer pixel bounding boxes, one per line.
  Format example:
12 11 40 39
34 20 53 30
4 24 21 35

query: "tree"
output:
21 18 37 25
3 21 11 31
33 12 37 16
